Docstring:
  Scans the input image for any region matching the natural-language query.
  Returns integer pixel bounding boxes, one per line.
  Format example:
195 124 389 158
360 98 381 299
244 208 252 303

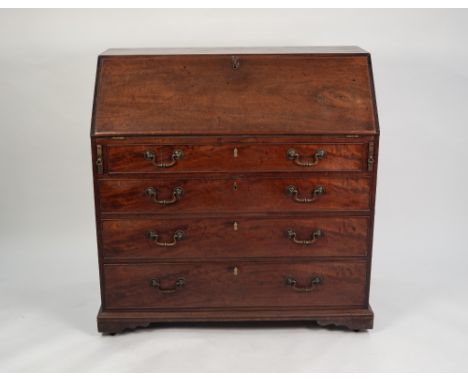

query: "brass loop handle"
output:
146 230 185 247
143 149 184 168
287 228 322 245
150 277 185 294
286 276 322 292
287 148 326 167
286 185 325 203
144 186 184 205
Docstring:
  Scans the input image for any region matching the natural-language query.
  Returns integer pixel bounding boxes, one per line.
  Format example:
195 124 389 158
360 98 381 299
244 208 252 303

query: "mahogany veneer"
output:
91 46 379 333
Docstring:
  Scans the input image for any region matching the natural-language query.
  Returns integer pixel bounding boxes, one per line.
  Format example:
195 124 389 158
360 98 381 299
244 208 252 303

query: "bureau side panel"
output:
91 137 106 308
364 54 380 308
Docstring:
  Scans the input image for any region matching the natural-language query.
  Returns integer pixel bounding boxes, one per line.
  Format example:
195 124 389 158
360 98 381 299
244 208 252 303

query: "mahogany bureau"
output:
91 47 379 334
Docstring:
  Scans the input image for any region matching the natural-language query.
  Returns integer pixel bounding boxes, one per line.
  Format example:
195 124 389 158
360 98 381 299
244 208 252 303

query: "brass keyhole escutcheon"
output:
232 56 240 70
233 147 238 158
233 181 238 191
233 266 239 276
233 221 238 231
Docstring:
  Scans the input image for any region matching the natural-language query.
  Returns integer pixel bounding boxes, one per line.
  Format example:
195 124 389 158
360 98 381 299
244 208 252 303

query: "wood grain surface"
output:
98 175 371 214
103 261 367 309
93 54 377 136
101 216 369 260
106 143 367 174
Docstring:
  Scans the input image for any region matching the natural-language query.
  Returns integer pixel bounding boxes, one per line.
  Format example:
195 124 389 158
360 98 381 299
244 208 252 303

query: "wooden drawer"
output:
105 143 368 174
103 261 367 309
101 216 369 260
98 175 371 214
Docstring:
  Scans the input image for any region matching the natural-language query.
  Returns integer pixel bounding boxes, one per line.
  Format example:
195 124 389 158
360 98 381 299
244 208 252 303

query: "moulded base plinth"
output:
97 306 374 334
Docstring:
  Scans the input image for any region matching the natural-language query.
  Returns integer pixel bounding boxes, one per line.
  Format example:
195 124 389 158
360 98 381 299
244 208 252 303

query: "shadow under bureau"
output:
91 47 379 334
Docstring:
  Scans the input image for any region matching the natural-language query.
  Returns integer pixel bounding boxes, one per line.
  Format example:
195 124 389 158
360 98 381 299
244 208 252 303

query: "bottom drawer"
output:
103 261 367 309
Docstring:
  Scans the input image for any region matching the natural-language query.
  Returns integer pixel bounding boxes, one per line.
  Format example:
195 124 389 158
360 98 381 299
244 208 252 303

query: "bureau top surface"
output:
100 46 370 56
92 47 378 136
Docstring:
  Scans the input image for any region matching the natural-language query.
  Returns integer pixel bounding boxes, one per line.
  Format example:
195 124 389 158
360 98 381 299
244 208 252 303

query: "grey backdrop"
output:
1 9 467 371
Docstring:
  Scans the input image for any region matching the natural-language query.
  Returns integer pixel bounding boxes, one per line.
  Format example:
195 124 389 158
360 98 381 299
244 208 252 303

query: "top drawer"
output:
105 143 368 174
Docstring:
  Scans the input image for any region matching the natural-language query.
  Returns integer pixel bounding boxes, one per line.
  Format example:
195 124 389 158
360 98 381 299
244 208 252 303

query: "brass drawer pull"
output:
286 276 322 292
287 228 322 245
146 230 185 247
287 148 326 167
144 186 184 205
286 185 325 203
150 277 185 294
143 149 184 168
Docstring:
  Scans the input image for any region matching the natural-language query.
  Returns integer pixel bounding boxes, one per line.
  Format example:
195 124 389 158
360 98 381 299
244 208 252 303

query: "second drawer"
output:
101 216 369 260
98 175 371 214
